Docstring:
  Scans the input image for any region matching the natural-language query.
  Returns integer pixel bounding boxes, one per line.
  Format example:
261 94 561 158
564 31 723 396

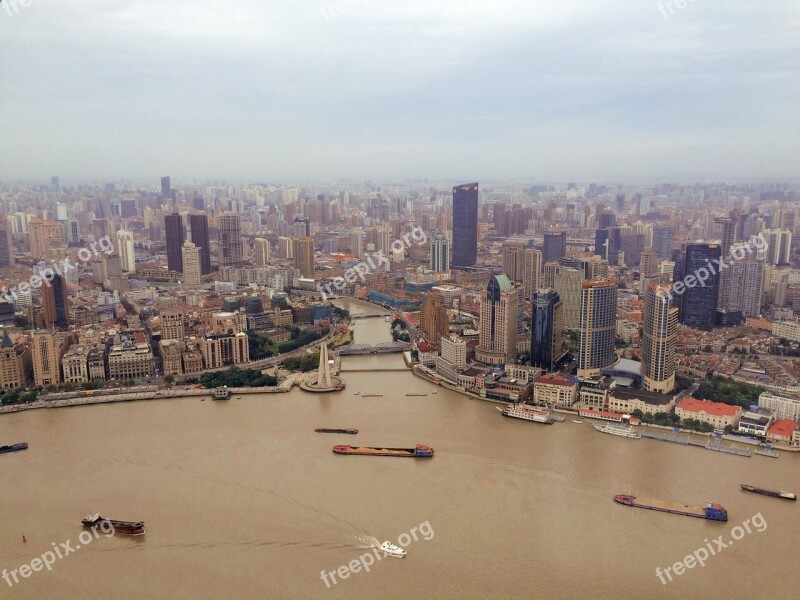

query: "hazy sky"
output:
1 0 798 183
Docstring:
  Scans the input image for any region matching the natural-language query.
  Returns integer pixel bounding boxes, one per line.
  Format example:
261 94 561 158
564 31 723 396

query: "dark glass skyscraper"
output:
42 273 68 329
161 176 171 197
451 183 478 268
675 243 721 330
542 231 567 264
651 226 675 259
531 288 564 372
189 214 212 275
164 213 185 273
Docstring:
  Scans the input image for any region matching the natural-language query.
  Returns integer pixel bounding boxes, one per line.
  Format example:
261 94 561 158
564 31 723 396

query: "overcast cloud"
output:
0 0 798 183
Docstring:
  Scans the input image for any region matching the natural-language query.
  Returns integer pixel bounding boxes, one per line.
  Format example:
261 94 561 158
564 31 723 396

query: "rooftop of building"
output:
767 419 799 437
534 373 577 387
612 386 674 405
677 397 741 417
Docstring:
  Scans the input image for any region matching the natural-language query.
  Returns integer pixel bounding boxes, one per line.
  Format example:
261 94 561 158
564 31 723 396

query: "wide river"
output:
1 298 797 599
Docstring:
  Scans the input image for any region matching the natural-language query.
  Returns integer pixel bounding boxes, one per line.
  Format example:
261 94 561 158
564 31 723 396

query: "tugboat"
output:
378 541 406 558
81 513 146 536
613 495 728 521
0 442 28 454
740 484 796 501
315 428 358 434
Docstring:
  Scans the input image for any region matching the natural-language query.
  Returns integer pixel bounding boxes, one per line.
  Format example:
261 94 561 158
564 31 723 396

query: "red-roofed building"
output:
417 341 438 367
676 397 743 429
766 419 798 443
534 374 578 408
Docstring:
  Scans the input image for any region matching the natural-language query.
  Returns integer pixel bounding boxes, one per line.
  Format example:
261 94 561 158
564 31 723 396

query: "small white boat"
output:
378 541 406 558
354 391 360 396
431 390 437 394
572 419 584 424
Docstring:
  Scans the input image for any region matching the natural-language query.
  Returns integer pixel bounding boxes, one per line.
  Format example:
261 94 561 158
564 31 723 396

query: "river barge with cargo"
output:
613 494 728 521
332 444 434 457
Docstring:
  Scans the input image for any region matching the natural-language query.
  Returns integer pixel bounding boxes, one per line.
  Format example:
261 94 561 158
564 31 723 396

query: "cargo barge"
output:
315 428 358 434
613 494 727 521
81 513 146 536
0 442 28 454
332 444 433 457
740 485 796 501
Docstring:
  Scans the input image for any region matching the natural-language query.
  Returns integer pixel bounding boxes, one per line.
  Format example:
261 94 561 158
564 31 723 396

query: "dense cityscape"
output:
1 179 799 448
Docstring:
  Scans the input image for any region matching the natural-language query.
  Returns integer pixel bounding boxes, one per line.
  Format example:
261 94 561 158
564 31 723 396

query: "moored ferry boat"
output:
0 442 28 454
332 444 434 457
613 495 728 521
740 484 796 501
81 513 146 536
378 541 406 557
592 422 641 439
498 403 553 424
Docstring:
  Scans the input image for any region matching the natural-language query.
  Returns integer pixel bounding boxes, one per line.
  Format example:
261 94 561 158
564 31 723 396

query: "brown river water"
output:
1 298 797 599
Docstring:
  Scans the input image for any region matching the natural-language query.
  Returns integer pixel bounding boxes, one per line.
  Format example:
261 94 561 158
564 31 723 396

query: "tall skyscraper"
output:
430 230 450 272
502 243 526 283
350 229 364 259
164 213 185 273
763 229 792 266
181 241 201 287
476 274 517 365
42 274 69 329
523 248 542 301
189 214 211 275
419 290 449 347
293 237 315 279
217 215 242 268
651 226 675 259
31 331 62 386
117 229 136 272
724 254 765 317
578 279 618 378
451 183 478 268
161 176 171 197
641 284 678 393
554 267 583 330
542 231 567 264
530 288 564 372
0 220 14 267
674 243 721 330
254 238 271 267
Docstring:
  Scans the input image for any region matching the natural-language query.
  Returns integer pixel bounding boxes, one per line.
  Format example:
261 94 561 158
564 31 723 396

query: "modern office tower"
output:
350 229 364 259
192 193 205 211
651 226 675 259
451 182 479 268
161 176 171 197
585 255 609 281
182 241 201 286
724 255 765 317
598 210 616 230
542 231 567 264
0 221 14 266
554 267 584 330
64 219 80 245
523 248 543 300
254 238 271 267
440 334 467 370
619 232 645 266
164 214 185 272
542 262 559 288
578 279 618 378
476 274 517 366
714 217 736 309
430 229 451 272
763 229 792 265
502 242 526 283
117 229 136 272
31 331 62 386
639 249 657 293
160 308 185 341
674 243 721 330
42 274 69 329
366 225 390 254
715 217 736 253
660 260 676 280
28 218 62 259
530 288 565 372
189 214 211 275
51 176 60 194
419 290 449 347
292 237 315 279
217 215 243 268
641 283 678 393
277 236 293 259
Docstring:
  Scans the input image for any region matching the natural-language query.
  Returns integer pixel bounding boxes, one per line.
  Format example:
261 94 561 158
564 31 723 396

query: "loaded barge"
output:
740 485 796 501
315 428 358 434
614 494 728 521
0 442 28 454
332 444 433 458
82 513 146 536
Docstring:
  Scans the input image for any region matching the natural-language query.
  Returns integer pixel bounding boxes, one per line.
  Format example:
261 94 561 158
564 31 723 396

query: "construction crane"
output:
294 215 310 236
